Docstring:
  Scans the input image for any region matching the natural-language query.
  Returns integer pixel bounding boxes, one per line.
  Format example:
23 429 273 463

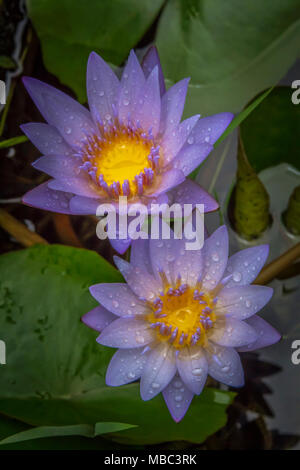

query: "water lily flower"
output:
21 46 233 253
82 225 280 422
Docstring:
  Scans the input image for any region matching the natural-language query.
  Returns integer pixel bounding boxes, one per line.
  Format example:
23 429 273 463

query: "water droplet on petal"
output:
192 368 203 376
175 394 183 402
233 271 242 282
152 382 160 389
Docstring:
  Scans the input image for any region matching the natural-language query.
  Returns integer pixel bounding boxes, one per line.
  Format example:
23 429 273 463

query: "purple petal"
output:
86 51 120 125
89 283 150 317
130 239 153 274
160 78 189 136
188 112 234 146
32 155 80 179
113 256 161 301
47 177 100 198
216 285 273 320
224 245 270 288
176 346 208 395
109 237 132 255
206 343 245 387
140 343 176 400
237 315 281 352
22 181 73 214
135 66 161 136
150 234 184 283
97 317 154 349
149 169 185 196
209 318 258 348
69 195 102 215
161 115 200 165
173 143 213 176
81 306 116 332
106 347 148 386
201 225 229 290
141 46 166 96
150 231 203 286
20 123 71 156
118 50 145 124
22 77 96 147
163 374 194 423
167 179 218 212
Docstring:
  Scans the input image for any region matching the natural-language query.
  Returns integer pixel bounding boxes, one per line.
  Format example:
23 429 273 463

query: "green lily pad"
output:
0 421 137 446
156 0 300 115
0 413 137 450
240 87 300 172
0 244 235 445
26 0 165 102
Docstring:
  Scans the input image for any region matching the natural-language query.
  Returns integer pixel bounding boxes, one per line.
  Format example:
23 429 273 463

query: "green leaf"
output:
0 422 137 445
26 0 165 102
240 87 300 172
0 413 136 450
0 135 28 149
0 55 15 69
215 87 274 147
156 0 300 115
0 244 235 445
189 87 273 180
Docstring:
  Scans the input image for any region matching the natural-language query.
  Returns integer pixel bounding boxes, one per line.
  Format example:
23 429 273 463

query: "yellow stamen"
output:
81 124 158 197
147 285 216 349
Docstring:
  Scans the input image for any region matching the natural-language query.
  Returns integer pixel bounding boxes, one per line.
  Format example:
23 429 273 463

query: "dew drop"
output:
233 271 242 282
136 335 145 344
192 368 203 376
175 394 183 402
152 382 160 389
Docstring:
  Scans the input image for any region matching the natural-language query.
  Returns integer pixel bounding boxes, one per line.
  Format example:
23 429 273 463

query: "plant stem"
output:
254 242 300 285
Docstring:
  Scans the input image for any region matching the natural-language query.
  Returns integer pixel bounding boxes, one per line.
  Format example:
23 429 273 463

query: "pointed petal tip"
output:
80 312 90 326
89 284 101 298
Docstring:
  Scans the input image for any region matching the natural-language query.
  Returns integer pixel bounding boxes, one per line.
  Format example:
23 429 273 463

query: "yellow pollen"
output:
147 284 216 349
82 125 156 197
97 136 151 186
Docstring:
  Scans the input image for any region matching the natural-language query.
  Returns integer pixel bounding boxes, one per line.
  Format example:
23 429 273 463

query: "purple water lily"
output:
21 46 233 253
82 225 280 422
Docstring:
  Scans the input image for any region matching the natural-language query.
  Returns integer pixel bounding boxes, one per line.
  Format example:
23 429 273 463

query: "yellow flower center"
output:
95 134 152 190
80 121 160 198
147 281 217 349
